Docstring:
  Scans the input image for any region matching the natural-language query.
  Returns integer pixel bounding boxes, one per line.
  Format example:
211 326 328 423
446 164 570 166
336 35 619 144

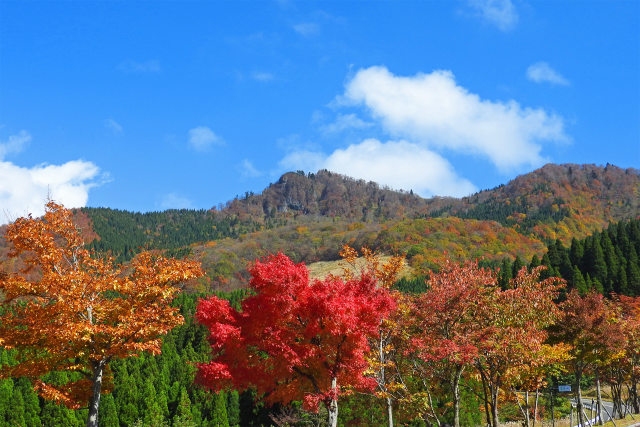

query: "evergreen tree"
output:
22 384 42 427
0 379 12 423
572 266 588 295
570 237 584 268
9 388 27 427
98 393 119 427
210 392 230 427
226 390 241 427
529 254 541 269
586 235 608 291
173 387 194 426
498 258 512 289
627 246 640 295
41 400 81 427
511 255 524 278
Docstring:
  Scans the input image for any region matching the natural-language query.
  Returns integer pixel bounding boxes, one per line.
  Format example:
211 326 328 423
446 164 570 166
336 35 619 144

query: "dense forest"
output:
2 218 640 426
1 163 639 426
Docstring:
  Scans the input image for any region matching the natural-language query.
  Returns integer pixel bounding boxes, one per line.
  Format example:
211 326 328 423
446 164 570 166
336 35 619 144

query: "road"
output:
572 398 628 425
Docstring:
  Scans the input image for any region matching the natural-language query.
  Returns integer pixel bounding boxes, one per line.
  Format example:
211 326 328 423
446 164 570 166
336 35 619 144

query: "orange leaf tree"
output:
0 202 203 427
474 266 563 427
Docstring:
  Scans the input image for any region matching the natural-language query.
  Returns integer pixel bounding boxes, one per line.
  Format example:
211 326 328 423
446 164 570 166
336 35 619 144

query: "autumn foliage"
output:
195 252 395 425
0 202 203 425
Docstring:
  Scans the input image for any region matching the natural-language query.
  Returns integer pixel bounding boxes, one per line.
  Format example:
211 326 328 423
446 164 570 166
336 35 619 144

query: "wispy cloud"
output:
188 126 223 152
468 0 518 31
320 113 373 134
252 72 275 82
526 62 570 86
117 60 161 74
0 130 31 159
342 66 568 171
293 22 320 36
240 159 262 178
159 192 194 210
104 118 123 134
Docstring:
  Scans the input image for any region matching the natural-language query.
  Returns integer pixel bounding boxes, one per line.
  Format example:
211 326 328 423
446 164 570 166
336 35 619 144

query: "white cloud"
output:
293 22 320 36
343 66 568 171
159 193 194 210
526 62 570 86
252 72 274 82
281 139 477 198
468 0 518 31
240 159 261 178
104 118 123 134
0 159 100 224
188 126 222 151
117 60 161 74
280 150 326 173
0 130 31 159
320 113 373 134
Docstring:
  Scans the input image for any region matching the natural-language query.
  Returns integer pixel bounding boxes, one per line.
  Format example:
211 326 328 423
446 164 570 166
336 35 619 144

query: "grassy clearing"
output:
307 255 414 280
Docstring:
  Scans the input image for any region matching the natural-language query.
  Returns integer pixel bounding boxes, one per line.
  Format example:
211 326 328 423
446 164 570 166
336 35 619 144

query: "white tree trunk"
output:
327 377 339 427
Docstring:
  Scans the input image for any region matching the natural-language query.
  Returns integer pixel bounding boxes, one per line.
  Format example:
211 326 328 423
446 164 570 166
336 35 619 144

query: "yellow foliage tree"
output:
0 201 204 427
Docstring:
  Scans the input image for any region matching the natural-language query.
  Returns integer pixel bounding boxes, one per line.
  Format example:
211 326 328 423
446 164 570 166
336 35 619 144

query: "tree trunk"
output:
449 367 463 427
380 336 393 427
386 396 393 427
576 372 586 426
533 388 539 427
630 380 639 414
596 370 603 425
86 359 107 427
576 371 585 427
550 386 555 427
491 385 500 427
327 377 339 427
479 368 492 427
524 390 530 427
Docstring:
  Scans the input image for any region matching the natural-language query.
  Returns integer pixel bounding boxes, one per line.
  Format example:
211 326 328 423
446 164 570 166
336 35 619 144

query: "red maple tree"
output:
408 259 497 427
195 252 395 427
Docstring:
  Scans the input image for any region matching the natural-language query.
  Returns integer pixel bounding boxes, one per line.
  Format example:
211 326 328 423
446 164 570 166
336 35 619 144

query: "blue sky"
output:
0 0 638 219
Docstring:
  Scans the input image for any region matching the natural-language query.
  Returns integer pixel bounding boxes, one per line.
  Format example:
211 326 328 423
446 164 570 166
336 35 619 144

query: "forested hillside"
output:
54 163 636 292
496 218 640 296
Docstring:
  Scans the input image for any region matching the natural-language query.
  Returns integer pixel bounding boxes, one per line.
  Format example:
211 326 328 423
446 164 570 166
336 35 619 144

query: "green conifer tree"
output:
226 390 241 427
173 387 194 426
211 392 230 427
98 393 119 427
572 266 588 295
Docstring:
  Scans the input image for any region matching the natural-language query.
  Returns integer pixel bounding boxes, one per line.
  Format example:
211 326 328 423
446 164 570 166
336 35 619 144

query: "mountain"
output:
1 163 638 292
449 163 640 242
224 164 639 241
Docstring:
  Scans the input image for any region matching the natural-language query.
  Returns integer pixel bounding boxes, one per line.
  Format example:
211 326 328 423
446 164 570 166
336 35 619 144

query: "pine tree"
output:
498 258 512 290
570 237 585 268
173 387 194 426
572 266 588 295
627 246 640 295
226 390 240 427
41 400 80 427
98 393 119 427
586 235 608 292
210 392 230 427
511 255 524 278
22 384 42 427
0 379 13 423
8 388 27 427
529 254 541 269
